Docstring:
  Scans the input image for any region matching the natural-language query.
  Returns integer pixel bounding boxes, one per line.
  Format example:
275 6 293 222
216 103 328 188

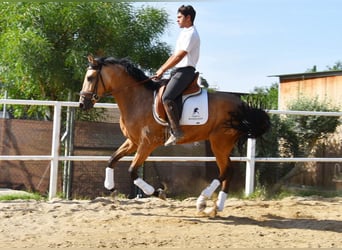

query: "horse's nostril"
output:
79 103 84 109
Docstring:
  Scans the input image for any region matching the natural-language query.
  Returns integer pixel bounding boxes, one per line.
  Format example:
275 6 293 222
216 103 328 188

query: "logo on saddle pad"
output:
153 88 208 126
192 107 200 116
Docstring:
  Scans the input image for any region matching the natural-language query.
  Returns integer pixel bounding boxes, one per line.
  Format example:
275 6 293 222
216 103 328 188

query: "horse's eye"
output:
87 76 95 82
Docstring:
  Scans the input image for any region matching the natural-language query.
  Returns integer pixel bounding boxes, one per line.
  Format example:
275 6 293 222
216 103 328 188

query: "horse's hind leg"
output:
196 179 221 212
216 160 235 211
211 134 237 212
196 133 238 213
104 139 137 190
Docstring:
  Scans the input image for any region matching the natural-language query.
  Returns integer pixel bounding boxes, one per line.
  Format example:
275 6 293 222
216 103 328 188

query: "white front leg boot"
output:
134 177 155 196
104 167 115 190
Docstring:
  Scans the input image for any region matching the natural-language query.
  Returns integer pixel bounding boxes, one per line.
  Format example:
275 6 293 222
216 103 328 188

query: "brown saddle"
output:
154 72 201 123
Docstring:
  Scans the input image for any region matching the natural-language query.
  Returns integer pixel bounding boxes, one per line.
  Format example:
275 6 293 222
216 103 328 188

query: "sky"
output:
134 0 342 93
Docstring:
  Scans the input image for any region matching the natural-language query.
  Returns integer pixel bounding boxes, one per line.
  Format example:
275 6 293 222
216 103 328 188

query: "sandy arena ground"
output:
0 196 341 248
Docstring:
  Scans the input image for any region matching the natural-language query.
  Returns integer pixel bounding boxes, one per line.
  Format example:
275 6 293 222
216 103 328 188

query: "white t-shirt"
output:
175 25 200 68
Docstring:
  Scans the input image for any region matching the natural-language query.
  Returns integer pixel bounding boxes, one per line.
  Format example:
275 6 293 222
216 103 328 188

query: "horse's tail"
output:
227 102 271 150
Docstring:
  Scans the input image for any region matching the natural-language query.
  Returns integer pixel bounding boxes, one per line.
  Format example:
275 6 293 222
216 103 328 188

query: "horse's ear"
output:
88 55 94 64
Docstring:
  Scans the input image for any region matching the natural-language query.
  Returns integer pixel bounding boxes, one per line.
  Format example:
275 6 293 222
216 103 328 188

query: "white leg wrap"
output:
216 191 227 212
196 194 207 211
134 177 155 196
104 167 115 190
201 179 220 198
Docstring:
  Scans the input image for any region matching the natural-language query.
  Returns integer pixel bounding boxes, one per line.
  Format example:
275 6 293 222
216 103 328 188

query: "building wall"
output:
279 75 342 110
0 119 54 193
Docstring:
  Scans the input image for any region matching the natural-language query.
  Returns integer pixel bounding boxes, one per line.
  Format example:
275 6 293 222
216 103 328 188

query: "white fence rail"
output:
1 99 341 199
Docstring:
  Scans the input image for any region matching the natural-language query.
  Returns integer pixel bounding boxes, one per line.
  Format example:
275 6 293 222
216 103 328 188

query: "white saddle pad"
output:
180 89 208 125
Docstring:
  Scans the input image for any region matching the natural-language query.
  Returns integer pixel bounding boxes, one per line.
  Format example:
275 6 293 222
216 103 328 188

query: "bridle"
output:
79 63 155 110
79 64 105 104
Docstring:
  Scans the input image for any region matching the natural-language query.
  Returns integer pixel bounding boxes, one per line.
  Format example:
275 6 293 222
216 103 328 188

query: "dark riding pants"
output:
162 66 196 114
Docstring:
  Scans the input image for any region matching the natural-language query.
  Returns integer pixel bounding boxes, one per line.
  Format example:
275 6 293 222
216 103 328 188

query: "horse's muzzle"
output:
79 94 95 111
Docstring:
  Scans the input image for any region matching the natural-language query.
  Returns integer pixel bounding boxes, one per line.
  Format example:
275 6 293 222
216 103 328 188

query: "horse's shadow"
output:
130 211 342 234
215 214 342 233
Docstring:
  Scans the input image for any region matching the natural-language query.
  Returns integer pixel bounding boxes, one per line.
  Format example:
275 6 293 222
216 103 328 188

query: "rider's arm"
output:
155 50 187 78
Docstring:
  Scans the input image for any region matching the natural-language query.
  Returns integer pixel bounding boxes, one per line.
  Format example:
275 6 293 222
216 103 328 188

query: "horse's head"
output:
79 55 106 110
79 56 160 110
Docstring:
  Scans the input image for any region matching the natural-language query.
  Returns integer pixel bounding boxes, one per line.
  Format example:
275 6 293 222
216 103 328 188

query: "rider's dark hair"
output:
178 5 196 24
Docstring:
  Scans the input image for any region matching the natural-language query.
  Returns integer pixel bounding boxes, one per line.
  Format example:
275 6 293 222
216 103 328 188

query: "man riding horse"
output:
154 5 200 146
79 5 270 215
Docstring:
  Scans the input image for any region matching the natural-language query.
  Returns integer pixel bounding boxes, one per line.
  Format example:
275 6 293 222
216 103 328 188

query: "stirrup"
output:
164 134 177 146
164 131 184 146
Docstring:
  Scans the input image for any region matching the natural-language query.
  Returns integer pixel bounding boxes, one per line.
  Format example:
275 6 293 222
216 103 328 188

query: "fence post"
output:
2 90 7 118
49 102 62 200
245 138 256 196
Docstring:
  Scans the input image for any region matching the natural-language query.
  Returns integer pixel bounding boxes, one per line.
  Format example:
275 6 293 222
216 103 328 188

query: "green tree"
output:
199 76 209 88
306 61 342 72
247 83 278 110
306 65 317 72
287 97 340 155
271 97 341 193
326 61 342 71
0 2 170 118
242 84 340 193
240 83 286 188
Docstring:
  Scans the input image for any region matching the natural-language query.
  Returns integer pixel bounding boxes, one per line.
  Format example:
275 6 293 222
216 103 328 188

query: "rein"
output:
106 76 155 97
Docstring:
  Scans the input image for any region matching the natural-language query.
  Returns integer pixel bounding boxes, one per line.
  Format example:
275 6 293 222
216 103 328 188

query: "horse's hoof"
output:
110 189 118 198
204 206 217 218
196 203 206 212
196 195 207 212
156 188 166 200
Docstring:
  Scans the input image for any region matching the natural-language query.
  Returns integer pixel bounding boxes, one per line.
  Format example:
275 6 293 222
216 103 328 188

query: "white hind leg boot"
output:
196 179 220 211
216 191 228 212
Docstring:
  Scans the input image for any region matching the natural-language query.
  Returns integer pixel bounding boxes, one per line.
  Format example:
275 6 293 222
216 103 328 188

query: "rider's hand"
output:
154 67 165 79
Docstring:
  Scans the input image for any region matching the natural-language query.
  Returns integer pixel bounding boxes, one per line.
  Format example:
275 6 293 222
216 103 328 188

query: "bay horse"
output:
79 55 270 214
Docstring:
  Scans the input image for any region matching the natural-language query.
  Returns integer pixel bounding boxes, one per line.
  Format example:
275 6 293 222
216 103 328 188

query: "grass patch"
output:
0 192 43 201
233 185 342 200
258 186 342 200
281 187 342 198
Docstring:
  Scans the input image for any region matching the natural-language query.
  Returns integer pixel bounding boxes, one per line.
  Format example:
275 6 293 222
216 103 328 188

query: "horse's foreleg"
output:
128 145 163 197
108 138 137 168
104 139 137 190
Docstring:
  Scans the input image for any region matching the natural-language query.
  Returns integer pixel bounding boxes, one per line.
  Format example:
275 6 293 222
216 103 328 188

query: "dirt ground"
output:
0 196 341 248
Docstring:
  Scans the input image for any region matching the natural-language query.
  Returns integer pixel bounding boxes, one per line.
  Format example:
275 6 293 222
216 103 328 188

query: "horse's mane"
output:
91 57 160 91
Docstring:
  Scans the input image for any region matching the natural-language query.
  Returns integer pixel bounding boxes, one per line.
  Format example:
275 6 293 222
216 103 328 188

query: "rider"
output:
155 5 200 146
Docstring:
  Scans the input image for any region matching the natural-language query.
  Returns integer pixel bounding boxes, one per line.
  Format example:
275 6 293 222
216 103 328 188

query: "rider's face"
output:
177 13 191 28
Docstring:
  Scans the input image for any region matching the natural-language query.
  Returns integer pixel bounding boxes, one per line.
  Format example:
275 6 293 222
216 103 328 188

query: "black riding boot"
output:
163 100 184 146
